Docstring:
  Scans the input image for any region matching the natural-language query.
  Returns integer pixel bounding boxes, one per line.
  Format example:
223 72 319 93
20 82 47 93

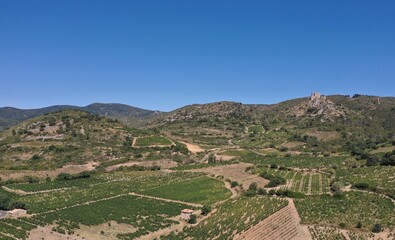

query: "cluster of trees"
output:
171 143 189 155
55 171 92 181
259 172 286 188
115 165 161 172
353 150 395 166
0 193 25 211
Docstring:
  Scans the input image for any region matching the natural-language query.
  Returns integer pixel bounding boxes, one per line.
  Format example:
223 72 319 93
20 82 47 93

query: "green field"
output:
135 136 173 146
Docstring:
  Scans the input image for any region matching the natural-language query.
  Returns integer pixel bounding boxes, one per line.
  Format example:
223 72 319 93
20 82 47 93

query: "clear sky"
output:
1 1 394 111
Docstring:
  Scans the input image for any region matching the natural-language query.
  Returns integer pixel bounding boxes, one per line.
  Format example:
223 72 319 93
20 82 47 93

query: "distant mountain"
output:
0 103 159 131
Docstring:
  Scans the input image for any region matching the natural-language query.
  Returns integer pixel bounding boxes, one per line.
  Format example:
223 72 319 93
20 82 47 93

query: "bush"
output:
259 172 286 188
56 173 73 181
0 194 11 210
230 181 239 188
24 176 39 184
270 164 278 169
188 214 197 224
257 188 267 195
356 222 362 228
353 182 369 190
372 223 382 233
244 189 256 197
248 182 257 191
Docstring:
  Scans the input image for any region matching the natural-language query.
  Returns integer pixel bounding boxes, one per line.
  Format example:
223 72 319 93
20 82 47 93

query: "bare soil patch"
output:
105 159 178 171
371 146 395 154
306 129 340 141
188 163 269 189
178 141 204 153
29 224 84 240
281 141 304 149
74 221 137 240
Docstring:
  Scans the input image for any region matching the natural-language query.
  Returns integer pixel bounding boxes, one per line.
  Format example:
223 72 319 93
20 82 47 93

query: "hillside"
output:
0 103 159 131
1 93 394 168
0 94 394 240
0 109 194 171
144 94 395 155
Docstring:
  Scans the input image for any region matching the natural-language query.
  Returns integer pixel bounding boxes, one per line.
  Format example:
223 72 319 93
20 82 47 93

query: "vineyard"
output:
255 166 331 195
307 226 395 240
0 195 190 239
295 191 395 231
161 196 288 240
0 171 234 239
139 176 232 205
336 166 395 198
242 155 348 169
234 202 300 240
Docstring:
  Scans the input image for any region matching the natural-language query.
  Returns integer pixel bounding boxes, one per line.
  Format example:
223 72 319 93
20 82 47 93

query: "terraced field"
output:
234 201 301 240
162 196 288 239
256 166 331 195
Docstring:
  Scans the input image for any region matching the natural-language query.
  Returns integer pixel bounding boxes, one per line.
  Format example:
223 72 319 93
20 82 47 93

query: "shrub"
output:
188 214 197 224
353 182 369 190
201 205 211 216
230 181 239 188
356 222 362 228
244 189 256 197
372 223 382 233
257 188 267 195
248 182 257 191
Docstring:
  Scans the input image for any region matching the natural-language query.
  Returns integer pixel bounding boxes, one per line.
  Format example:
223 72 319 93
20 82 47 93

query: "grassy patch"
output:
135 136 172 146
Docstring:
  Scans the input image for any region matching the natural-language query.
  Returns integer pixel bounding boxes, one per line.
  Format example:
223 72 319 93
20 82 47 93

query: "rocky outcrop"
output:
292 92 346 121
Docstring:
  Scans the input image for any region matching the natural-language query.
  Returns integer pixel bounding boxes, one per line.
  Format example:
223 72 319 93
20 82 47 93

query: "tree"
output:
208 154 216 164
257 188 267 195
201 205 212 216
248 182 258 191
356 222 362 229
188 214 197 224
230 181 239 188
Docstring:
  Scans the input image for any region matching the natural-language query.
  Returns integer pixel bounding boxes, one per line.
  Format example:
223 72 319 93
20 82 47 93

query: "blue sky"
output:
1 1 394 111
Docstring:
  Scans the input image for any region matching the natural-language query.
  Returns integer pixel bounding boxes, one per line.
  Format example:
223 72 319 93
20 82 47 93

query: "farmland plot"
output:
336 166 395 198
295 192 395 231
162 196 288 240
139 176 232 205
256 166 330 195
